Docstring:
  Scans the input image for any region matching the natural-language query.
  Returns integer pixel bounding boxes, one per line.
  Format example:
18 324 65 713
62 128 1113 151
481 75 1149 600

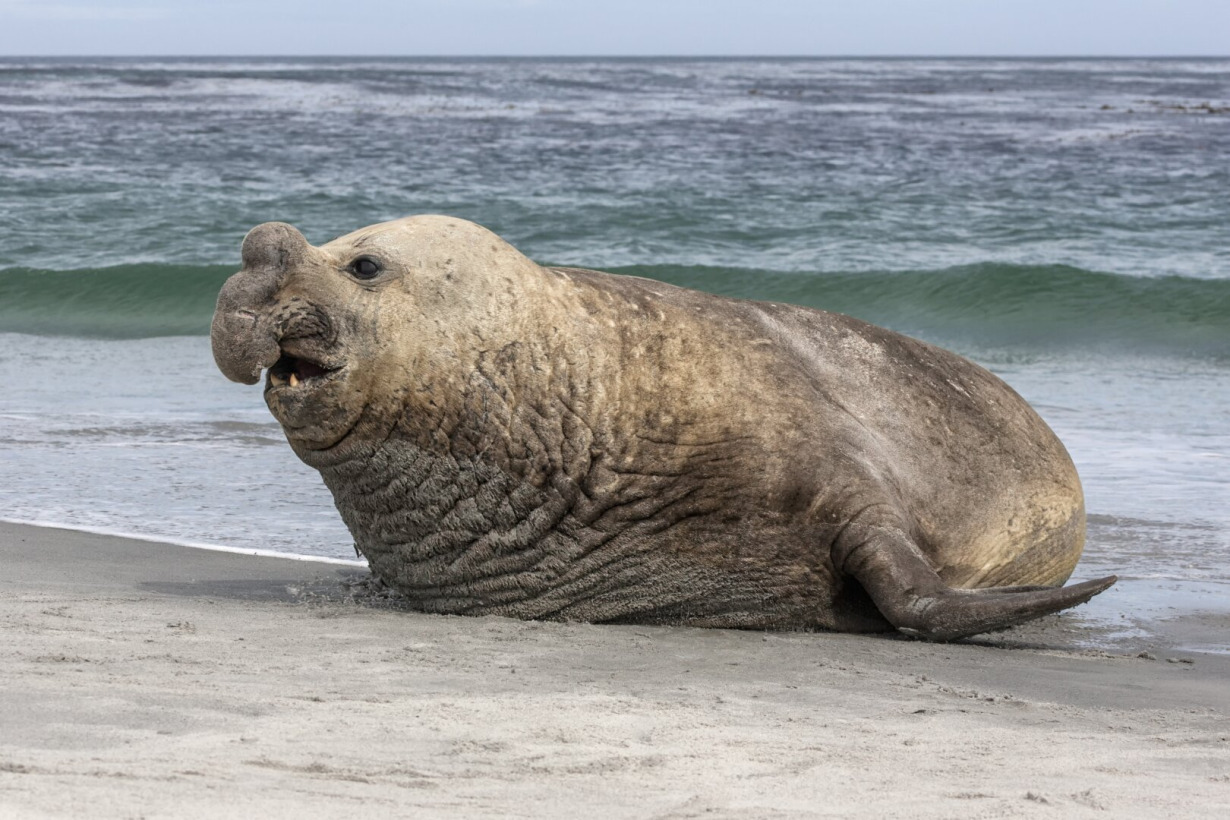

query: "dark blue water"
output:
1 58 1227 649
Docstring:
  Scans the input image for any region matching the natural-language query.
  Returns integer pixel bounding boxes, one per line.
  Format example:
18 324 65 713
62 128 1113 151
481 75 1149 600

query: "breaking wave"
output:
2 262 1227 359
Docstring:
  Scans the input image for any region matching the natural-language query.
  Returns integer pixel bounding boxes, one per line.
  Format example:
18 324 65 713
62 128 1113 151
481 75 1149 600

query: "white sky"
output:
1 0 1228 56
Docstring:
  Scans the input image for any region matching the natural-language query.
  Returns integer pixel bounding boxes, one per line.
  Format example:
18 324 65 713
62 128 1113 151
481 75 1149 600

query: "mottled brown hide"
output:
211 215 1114 640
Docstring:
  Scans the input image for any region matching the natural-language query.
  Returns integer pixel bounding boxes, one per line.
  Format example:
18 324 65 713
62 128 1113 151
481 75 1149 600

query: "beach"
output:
2 520 1228 818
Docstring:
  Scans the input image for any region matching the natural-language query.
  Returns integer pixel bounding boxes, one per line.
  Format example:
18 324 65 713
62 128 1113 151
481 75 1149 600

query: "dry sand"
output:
2 520 1228 818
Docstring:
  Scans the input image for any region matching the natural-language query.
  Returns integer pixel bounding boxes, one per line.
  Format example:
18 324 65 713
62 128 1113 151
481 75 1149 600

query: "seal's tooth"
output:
289 372 300 388
270 371 286 386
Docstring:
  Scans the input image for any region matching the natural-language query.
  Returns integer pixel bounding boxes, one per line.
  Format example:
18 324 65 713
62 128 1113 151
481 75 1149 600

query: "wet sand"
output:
2 521 1228 818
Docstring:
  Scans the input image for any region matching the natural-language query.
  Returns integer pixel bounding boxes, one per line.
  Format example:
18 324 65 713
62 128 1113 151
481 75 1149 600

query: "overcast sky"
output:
1 0 1228 57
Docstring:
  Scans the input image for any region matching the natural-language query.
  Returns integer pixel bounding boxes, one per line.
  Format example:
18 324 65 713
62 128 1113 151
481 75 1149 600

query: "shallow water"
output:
1 57 1227 650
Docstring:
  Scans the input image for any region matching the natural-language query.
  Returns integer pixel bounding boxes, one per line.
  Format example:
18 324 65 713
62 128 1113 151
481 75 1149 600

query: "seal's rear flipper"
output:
835 530 1117 641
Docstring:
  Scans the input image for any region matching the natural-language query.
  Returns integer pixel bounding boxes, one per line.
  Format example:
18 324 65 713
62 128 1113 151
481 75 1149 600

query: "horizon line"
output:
2 53 1229 60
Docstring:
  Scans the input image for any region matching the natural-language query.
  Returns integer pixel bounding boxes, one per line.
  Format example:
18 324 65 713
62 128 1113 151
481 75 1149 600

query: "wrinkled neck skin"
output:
293 264 612 479
291 270 768 624
295 283 610 490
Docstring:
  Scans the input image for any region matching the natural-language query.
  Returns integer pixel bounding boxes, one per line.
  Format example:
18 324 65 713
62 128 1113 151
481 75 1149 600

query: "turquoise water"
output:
1 58 1227 645
2 262 1229 358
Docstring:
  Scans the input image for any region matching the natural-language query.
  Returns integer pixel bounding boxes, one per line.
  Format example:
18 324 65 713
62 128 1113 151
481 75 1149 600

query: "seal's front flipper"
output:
834 530 1116 641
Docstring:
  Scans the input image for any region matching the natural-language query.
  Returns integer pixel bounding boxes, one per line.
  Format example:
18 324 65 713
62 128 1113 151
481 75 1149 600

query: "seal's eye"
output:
350 257 382 280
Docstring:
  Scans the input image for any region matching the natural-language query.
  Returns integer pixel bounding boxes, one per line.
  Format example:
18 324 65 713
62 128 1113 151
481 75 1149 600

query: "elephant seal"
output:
212 215 1115 640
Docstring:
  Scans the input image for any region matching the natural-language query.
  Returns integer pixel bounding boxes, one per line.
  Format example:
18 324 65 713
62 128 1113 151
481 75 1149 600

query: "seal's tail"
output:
835 526 1116 641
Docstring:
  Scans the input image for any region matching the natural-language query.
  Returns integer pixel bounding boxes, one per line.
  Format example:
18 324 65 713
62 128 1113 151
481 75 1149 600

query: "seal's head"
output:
211 215 545 453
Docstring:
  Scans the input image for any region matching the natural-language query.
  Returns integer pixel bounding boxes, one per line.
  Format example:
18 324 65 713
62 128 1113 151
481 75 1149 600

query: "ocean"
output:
1 57 1226 649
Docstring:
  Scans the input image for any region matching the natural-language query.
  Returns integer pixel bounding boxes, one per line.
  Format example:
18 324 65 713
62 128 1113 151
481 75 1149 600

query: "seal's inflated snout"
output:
211 222 312 384
240 221 312 272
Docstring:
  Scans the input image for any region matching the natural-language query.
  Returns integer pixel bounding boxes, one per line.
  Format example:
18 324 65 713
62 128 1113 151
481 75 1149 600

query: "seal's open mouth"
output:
267 351 338 389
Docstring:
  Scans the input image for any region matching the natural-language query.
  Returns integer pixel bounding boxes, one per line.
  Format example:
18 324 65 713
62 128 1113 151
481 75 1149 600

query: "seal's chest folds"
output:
314 425 801 626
